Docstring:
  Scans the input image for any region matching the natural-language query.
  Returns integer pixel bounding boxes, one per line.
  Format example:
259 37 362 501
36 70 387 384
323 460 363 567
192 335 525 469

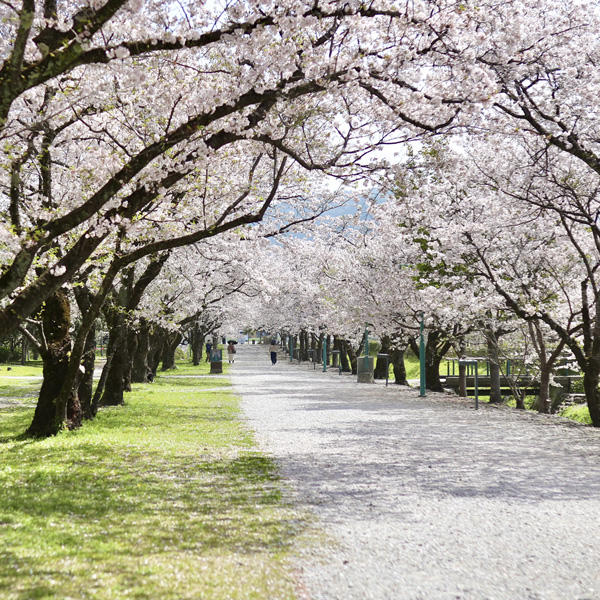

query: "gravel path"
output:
230 344 600 600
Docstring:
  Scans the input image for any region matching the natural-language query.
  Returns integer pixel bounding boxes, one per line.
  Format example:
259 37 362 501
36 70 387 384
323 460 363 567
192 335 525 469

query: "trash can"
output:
210 349 223 374
357 355 374 383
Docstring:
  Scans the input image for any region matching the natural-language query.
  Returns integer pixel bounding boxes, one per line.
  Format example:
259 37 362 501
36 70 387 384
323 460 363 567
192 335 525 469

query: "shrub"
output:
0 346 19 363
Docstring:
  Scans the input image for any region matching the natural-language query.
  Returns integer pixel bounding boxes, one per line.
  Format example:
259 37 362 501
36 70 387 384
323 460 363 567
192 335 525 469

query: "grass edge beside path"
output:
0 367 308 600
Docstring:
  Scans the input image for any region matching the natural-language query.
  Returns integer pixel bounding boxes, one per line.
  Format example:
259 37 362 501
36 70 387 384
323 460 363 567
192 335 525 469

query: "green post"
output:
419 311 426 397
363 323 369 357
322 335 327 372
289 336 294 362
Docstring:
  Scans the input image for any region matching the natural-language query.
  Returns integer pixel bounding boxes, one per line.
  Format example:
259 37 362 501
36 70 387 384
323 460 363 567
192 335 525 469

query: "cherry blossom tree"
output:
385 138 597 419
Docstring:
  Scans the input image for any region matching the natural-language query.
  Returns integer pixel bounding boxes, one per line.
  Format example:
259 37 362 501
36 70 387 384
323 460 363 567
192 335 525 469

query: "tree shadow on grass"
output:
0 376 305 599
0 445 304 599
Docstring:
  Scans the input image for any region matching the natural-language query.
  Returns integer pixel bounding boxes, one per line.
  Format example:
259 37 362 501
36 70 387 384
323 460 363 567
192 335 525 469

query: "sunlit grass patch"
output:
0 374 305 599
559 403 592 425
0 362 43 378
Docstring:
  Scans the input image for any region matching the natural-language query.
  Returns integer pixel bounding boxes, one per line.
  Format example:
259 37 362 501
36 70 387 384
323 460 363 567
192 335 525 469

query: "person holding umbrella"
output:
227 340 237 363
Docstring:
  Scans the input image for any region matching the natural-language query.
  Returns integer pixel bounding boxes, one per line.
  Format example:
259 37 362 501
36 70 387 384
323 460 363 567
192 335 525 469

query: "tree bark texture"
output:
74 287 96 419
374 335 391 379
131 321 151 383
26 290 82 436
584 368 600 427
486 330 503 404
161 331 182 370
100 325 128 406
458 362 467 397
337 338 351 373
190 322 204 366
77 321 96 419
390 347 408 385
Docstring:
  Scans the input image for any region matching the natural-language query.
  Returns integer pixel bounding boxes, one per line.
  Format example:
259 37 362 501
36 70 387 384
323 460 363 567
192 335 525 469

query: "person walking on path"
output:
227 341 236 363
269 340 278 365
205 341 212 362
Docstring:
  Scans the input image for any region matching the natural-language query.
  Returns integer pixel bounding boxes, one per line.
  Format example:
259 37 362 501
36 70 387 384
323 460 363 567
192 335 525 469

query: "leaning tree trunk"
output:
26 290 82 437
374 335 391 379
100 325 128 406
390 347 408 385
91 337 112 412
161 331 183 371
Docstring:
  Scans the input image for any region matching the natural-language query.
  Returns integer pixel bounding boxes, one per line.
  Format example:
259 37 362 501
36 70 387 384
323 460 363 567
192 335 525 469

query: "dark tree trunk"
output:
390 347 408 385
26 290 82 437
299 330 307 361
514 391 526 410
486 330 503 403
425 352 444 392
456 337 467 397
92 338 112 412
190 322 204 366
583 368 600 427
161 331 182 370
78 322 96 419
21 337 27 365
337 338 351 373
331 335 341 367
100 328 128 406
132 321 151 382
345 340 358 375
74 287 96 420
374 335 391 379
458 362 467 397
148 330 162 377
535 367 551 414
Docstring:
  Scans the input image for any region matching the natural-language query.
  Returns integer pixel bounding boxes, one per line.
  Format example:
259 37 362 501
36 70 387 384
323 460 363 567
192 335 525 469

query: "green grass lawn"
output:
162 357 229 377
0 369 305 600
0 361 44 377
559 403 592 424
